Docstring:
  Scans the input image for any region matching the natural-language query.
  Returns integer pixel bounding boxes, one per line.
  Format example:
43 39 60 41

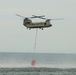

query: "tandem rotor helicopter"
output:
16 14 63 30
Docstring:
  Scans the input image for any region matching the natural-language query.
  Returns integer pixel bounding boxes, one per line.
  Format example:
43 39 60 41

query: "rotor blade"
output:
30 16 37 18
50 18 64 20
32 15 37 17
39 17 46 19
15 14 36 19
32 15 45 18
15 14 25 18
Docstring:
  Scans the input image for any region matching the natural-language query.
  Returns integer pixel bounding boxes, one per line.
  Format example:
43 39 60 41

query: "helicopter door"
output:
44 23 46 26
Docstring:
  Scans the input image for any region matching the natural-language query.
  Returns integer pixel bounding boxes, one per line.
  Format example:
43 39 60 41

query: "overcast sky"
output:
0 0 76 53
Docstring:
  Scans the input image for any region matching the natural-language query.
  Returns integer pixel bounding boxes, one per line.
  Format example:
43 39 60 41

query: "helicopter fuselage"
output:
23 18 52 30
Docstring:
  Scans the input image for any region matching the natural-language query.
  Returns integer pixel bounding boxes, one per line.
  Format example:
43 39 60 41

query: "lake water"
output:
0 52 76 75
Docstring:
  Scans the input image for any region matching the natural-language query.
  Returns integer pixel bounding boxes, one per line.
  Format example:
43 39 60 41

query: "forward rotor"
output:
32 15 45 18
15 14 35 19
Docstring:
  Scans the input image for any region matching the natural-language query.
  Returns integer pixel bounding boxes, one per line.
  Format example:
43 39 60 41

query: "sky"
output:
0 0 76 53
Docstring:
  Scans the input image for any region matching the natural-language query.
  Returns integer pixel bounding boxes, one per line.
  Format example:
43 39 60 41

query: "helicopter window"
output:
44 23 46 25
26 21 31 24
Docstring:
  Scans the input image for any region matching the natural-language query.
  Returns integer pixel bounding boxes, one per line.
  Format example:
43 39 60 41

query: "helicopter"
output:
16 14 63 30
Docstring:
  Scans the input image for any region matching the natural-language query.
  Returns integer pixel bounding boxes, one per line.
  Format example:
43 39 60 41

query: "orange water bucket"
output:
31 60 36 66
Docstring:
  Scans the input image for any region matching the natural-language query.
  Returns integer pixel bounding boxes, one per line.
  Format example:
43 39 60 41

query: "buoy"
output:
31 60 36 66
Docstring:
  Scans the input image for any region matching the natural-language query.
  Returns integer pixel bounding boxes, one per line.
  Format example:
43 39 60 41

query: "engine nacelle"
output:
45 19 50 25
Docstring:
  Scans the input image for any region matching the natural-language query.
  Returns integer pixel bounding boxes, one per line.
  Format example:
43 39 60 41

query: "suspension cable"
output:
34 29 38 54
31 29 38 66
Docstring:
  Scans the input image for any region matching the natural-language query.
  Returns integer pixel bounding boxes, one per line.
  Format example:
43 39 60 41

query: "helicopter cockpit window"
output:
23 18 32 24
